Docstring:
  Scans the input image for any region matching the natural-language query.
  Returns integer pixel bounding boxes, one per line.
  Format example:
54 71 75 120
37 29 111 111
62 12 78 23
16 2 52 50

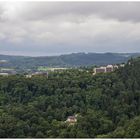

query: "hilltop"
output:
0 52 140 70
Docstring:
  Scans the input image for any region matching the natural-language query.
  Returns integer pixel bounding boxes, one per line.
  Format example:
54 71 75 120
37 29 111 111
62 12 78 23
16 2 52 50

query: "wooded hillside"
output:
0 57 140 138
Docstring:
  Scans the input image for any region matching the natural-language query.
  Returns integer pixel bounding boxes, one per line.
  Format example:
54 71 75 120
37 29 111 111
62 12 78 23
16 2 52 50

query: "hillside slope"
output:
0 57 140 137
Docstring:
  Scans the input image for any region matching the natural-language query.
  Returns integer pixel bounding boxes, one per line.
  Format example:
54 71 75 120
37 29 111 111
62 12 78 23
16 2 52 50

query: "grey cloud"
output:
1 2 140 22
0 2 140 56
15 2 140 23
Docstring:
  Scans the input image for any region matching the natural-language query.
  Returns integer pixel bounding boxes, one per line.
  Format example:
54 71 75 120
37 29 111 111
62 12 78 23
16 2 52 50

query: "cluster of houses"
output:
0 62 125 77
25 72 48 78
0 68 17 76
93 64 125 75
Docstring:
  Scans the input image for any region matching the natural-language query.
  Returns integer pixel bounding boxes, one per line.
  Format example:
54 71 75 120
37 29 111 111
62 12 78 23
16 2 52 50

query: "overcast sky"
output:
0 2 140 56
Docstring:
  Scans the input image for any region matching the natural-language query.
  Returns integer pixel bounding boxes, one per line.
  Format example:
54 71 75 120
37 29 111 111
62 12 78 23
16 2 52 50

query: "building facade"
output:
93 64 119 75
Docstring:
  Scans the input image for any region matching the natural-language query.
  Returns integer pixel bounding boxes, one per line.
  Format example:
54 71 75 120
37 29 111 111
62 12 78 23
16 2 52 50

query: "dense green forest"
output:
0 53 140 70
0 57 140 138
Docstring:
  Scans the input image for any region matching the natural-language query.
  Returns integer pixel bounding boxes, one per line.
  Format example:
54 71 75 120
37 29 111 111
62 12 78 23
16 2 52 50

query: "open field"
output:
38 66 69 71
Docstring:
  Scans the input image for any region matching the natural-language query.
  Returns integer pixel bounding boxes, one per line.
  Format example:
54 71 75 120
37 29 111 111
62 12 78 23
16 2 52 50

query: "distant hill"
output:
0 52 140 70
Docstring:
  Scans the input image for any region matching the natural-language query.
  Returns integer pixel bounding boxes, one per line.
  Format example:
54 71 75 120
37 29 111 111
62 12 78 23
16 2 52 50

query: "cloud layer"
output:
0 2 140 56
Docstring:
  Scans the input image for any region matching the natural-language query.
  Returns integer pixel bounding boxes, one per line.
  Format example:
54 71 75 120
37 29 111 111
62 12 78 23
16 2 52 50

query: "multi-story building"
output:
106 65 114 72
93 64 119 75
94 67 106 74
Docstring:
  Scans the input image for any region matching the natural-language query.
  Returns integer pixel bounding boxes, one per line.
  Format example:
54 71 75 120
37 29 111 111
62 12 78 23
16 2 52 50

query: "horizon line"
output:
0 52 140 57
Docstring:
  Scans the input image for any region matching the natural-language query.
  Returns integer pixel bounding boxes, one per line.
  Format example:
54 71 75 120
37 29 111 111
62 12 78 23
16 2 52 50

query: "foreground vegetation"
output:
0 57 140 138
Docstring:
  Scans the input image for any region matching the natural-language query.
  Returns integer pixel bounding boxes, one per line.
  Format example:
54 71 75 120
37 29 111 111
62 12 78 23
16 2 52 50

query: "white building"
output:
106 65 114 72
93 64 119 75
65 115 77 125
0 73 9 76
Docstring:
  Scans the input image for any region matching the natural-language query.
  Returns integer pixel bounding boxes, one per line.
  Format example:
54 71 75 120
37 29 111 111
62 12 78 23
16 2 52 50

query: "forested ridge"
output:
0 52 140 69
0 57 140 138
